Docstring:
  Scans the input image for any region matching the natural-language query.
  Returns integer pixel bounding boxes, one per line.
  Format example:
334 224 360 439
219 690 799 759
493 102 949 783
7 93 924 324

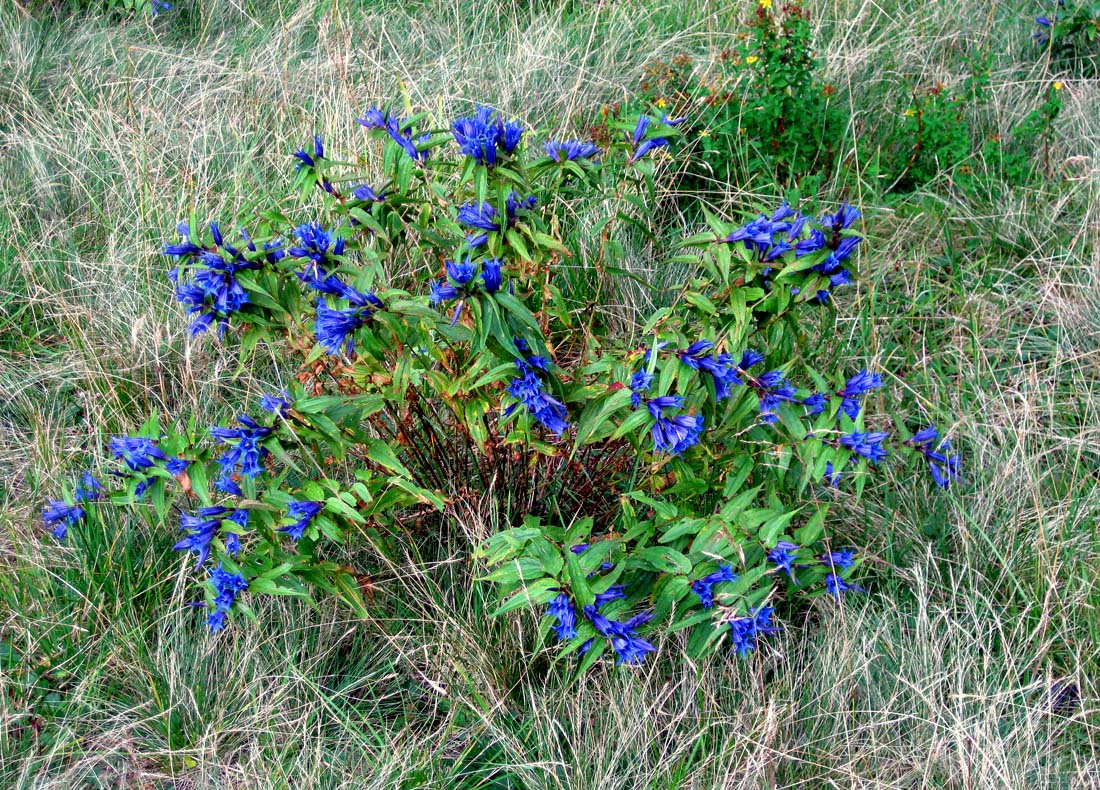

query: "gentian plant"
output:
42 100 959 669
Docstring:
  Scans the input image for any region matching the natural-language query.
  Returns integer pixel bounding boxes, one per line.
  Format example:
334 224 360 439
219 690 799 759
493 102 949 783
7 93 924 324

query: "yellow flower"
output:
746 55 759 65
700 129 711 138
656 98 667 108
1053 81 1064 91
759 0 772 8
904 108 917 116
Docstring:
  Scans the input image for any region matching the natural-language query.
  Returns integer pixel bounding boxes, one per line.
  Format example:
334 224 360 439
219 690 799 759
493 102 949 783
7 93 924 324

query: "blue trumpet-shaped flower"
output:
505 360 569 436
627 114 670 162
837 369 884 420
42 500 85 541
905 424 962 488
547 593 578 641
207 563 249 633
768 541 801 583
647 397 704 456
728 606 780 656
545 139 600 162
110 436 168 472
825 573 866 599
691 564 738 609
839 430 889 464
280 500 323 541
451 105 523 166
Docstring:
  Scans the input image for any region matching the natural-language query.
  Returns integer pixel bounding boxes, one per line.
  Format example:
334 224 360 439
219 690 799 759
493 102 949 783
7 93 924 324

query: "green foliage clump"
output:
607 0 847 194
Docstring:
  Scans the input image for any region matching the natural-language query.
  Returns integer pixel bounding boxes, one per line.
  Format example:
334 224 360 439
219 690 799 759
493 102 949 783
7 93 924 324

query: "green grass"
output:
2 0 1099 786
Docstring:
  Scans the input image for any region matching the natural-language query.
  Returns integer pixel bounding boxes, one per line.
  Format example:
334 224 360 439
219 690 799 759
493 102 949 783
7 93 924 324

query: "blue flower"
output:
581 603 657 665
728 606 780 656
629 367 654 408
429 279 461 306
905 424 961 488
289 222 343 265
823 461 842 487
207 563 248 633
768 540 801 582
293 135 322 169
352 183 385 202
593 585 627 607
166 457 190 476
820 548 856 570
445 258 477 286
838 369 884 419
725 204 796 258
109 436 167 472
357 106 388 130
547 593 578 641
628 114 670 162
505 361 569 436
456 194 535 246
825 573 866 599
839 430 889 464
481 258 503 294
260 392 291 417
360 109 430 161
800 393 826 414
676 339 714 368
610 633 658 665
451 105 523 166
292 134 335 193
315 298 374 356
152 0 172 13
748 371 799 424
168 234 258 335
794 228 826 256
545 139 600 162
75 472 104 502
211 415 273 486
647 397 704 456
42 500 84 540
174 506 233 568
822 202 861 232
280 500 323 541
691 564 737 609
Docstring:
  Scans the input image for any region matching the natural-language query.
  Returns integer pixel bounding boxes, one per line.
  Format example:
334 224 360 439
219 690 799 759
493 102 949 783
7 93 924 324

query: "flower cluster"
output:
211 416 273 494
646 396 704 455
429 257 504 323
456 194 537 247
451 105 523 166
206 564 249 633
627 113 684 163
315 286 384 356
41 472 103 541
280 500 323 541
165 222 264 336
504 341 569 436
905 425 962 488
725 201 863 302
175 506 247 567
691 564 737 608
358 106 430 161
728 606 780 656
548 588 655 664
545 139 599 162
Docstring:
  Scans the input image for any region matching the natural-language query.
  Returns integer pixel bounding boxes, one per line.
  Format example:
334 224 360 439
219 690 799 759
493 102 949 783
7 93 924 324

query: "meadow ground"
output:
1 0 1099 786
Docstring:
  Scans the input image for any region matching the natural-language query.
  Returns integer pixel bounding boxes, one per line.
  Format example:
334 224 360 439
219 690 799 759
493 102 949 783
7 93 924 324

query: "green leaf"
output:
492 578 561 616
634 546 692 574
366 439 412 478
